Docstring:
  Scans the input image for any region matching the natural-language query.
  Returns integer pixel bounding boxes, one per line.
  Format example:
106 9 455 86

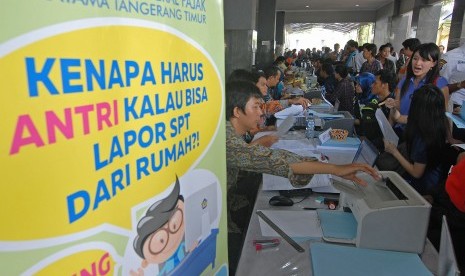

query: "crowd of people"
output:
226 39 465 274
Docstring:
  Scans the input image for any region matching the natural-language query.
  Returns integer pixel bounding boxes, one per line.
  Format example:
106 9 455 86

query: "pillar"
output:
448 0 465 50
224 0 257 78
256 0 277 69
416 4 442 43
275 11 285 57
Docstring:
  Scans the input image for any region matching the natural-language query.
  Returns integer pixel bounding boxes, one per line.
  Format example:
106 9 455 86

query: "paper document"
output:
270 139 315 151
375 109 399 146
258 210 322 238
452 143 465 150
274 105 304 119
262 173 332 190
275 115 295 136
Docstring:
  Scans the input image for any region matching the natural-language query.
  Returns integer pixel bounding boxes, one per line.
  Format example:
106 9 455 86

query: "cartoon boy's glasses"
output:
147 208 184 255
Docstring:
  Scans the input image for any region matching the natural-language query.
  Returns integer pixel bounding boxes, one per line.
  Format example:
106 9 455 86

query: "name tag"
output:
319 128 332 144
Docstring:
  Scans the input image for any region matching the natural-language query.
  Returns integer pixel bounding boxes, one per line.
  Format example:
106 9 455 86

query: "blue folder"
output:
310 242 433 276
317 210 357 242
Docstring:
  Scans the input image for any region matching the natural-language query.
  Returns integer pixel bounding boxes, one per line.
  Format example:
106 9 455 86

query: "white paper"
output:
258 210 323 238
452 143 465 150
262 173 332 190
375 109 399 146
270 139 315 151
274 105 304 119
276 115 296 136
318 128 332 144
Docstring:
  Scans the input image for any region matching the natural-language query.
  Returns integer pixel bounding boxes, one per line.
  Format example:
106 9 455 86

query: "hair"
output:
355 72 375 97
334 64 348 78
228 69 254 83
363 43 377 57
226 81 262 120
274 56 286 64
379 44 390 53
252 70 266 83
374 69 396 92
400 43 440 98
321 62 334 75
347 40 358 48
405 84 447 169
263 66 280 79
402 38 421 51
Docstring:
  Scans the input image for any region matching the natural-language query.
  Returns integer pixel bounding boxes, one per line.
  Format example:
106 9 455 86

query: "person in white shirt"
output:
440 43 465 108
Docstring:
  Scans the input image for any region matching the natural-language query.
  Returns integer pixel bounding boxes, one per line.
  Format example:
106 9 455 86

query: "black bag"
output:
360 99 384 150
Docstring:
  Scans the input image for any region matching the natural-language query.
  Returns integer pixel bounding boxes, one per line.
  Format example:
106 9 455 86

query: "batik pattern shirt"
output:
226 122 316 233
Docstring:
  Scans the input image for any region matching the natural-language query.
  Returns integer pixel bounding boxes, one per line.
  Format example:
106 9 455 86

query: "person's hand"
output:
334 163 381 186
384 98 398 109
289 97 311 109
389 108 401 122
250 135 278 147
383 139 398 155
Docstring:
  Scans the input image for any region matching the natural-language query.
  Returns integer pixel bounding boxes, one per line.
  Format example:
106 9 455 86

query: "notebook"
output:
310 242 433 276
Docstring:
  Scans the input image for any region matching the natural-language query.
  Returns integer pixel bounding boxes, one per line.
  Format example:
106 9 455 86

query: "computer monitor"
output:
438 216 460 276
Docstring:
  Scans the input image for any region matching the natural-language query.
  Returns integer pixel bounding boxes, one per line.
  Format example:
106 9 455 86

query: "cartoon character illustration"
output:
128 171 220 276
131 176 192 275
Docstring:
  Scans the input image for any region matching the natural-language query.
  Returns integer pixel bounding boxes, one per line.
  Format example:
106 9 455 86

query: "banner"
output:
0 1 227 275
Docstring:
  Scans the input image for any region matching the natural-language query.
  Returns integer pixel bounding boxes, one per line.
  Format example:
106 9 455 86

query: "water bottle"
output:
306 114 315 139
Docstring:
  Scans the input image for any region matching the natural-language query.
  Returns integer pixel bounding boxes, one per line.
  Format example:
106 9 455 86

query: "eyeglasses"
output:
146 208 184 255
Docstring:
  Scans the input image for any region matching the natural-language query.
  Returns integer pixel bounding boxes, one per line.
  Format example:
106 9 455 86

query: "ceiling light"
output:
305 5 309 8
355 4 359 6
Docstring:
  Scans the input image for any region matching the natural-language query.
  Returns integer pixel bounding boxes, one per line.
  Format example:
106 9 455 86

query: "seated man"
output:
358 69 396 151
225 80 380 235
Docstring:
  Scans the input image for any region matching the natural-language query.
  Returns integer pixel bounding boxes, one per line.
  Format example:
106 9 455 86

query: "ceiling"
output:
276 0 394 33
276 0 394 12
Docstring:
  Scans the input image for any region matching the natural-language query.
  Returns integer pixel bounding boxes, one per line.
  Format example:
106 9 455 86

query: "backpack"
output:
360 99 384 150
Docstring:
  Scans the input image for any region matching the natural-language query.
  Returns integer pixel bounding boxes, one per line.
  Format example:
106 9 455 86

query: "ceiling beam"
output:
285 11 377 24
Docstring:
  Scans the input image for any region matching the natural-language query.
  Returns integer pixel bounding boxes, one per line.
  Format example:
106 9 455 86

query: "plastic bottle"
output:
306 114 315 139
